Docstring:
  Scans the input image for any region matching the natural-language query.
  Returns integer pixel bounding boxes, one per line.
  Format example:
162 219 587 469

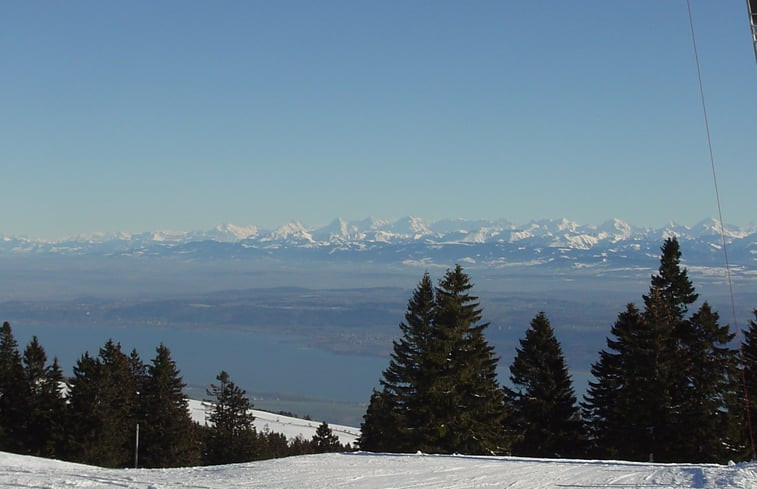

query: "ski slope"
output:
2 400 755 488
1 450 756 488
187 399 360 446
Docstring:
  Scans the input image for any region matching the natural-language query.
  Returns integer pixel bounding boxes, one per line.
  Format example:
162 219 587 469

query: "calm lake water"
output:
12 323 387 403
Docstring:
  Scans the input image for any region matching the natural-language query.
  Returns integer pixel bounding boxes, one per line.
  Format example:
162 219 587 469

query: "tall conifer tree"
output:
582 304 644 459
431 265 508 455
22 337 66 457
138 344 199 468
672 303 740 462
0 321 28 453
740 310 757 460
583 238 740 463
361 266 509 455
66 340 138 467
507 312 584 458
311 422 342 452
203 370 257 465
378 273 436 452
358 389 399 453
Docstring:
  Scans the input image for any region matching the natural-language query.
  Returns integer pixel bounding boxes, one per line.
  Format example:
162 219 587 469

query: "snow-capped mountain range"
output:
2 217 755 271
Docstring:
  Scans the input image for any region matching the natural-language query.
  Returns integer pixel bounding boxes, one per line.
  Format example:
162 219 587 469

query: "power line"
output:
685 0 755 461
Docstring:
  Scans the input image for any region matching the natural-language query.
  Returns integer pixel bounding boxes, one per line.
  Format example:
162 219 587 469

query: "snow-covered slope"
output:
187 399 359 446
1 395 755 488
1 450 755 488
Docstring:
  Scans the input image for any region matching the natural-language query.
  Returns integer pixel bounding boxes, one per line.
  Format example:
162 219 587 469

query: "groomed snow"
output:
1 451 756 488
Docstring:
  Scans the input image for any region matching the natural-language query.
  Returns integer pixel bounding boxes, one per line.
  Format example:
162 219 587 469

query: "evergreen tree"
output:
256 429 290 459
44 358 67 457
66 340 139 467
358 389 399 453
361 266 509 455
639 238 698 461
65 352 99 462
642 237 698 322
632 286 679 462
22 337 66 457
129 348 147 394
583 238 739 463
311 421 342 453
376 273 435 452
672 303 741 462
0 321 29 453
507 312 584 458
202 370 257 465
288 434 314 456
740 309 757 460
582 304 644 459
431 265 508 455
138 344 199 468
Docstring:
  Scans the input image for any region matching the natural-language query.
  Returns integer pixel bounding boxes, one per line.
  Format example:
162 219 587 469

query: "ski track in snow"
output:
1 451 756 489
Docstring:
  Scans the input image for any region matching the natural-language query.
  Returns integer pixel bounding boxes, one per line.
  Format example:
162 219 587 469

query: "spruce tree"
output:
431 265 508 455
129 348 147 394
632 286 679 462
582 304 644 459
203 370 257 465
66 340 139 467
358 389 399 453
641 238 699 461
583 240 694 462
256 429 290 459
289 434 314 456
642 237 698 322
22 337 66 458
0 321 29 453
377 273 435 452
507 312 584 458
65 352 100 462
361 266 509 455
311 421 342 452
583 238 739 463
740 309 757 460
138 344 199 468
672 303 741 462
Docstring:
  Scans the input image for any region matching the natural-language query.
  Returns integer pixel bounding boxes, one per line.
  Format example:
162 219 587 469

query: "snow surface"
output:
1 402 755 488
187 399 360 446
1 451 756 488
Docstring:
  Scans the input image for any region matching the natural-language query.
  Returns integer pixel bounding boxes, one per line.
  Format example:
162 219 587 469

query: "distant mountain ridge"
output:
2 217 755 272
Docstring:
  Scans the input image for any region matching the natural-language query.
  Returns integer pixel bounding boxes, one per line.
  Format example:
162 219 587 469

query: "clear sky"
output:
3 1 756 239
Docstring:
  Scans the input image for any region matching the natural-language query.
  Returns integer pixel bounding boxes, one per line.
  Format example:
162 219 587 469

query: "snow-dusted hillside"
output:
2 217 755 272
187 399 359 446
1 450 755 488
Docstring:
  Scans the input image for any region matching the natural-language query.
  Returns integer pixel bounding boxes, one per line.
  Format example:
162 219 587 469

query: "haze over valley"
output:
2 216 754 422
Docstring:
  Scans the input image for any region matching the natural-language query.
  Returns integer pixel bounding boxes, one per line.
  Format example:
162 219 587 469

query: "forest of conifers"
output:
361 238 757 463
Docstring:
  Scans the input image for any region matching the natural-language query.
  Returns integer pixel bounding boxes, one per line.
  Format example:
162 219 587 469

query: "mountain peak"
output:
268 221 314 243
391 216 432 236
2 217 753 272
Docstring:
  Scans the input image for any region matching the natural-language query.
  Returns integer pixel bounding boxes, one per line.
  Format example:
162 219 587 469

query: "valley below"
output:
1 218 755 425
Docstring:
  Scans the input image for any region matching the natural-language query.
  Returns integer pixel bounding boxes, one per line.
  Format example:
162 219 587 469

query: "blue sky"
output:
3 1 756 239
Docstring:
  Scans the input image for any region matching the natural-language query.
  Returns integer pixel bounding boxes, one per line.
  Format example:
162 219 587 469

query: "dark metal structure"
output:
749 0 757 63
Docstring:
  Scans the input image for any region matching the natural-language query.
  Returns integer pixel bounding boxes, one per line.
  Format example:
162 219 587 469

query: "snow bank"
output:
1 451 756 488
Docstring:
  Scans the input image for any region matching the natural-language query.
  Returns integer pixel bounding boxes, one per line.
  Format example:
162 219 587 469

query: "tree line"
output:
360 238 757 463
0 327 348 468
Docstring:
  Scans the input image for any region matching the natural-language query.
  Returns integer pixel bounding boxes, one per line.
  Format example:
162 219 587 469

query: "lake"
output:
11 323 388 403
